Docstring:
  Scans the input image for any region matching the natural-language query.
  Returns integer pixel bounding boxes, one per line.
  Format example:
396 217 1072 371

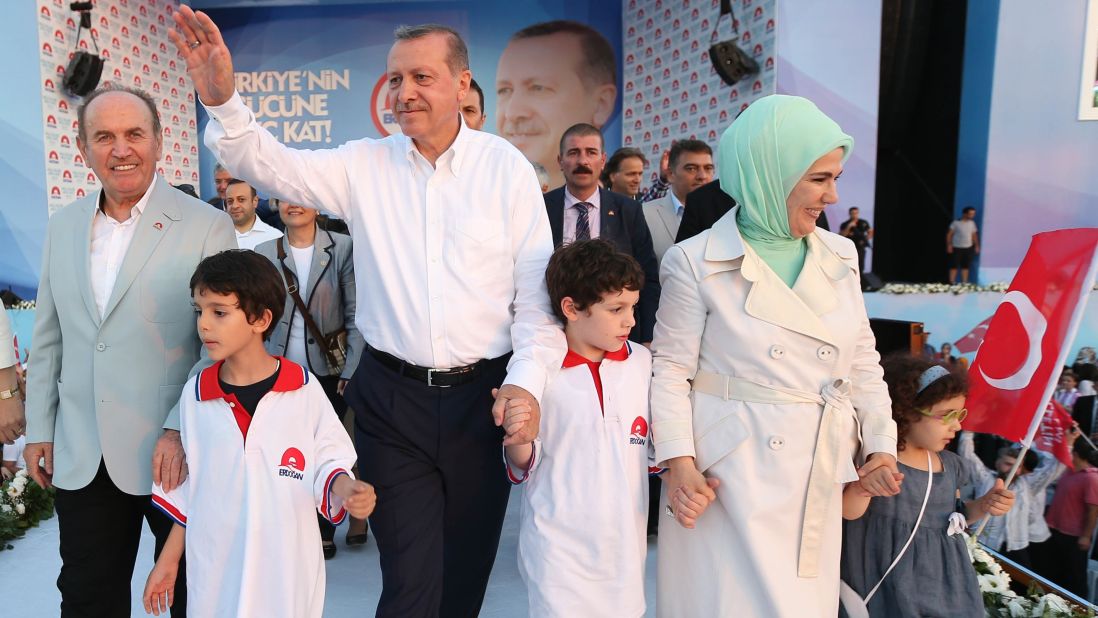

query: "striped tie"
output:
575 202 592 242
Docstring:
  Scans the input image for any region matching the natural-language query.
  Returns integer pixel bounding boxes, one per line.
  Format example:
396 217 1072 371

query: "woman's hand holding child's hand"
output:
857 453 904 497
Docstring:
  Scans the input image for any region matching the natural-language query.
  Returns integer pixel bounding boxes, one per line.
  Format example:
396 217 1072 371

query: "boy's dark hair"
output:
189 250 285 340
880 353 969 451
962 206 977 215
545 239 643 324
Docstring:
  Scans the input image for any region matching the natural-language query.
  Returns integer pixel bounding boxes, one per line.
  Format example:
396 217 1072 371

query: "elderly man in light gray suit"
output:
24 84 235 617
642 139 714 264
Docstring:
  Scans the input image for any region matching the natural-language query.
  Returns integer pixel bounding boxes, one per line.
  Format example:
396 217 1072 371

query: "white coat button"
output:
816 345 835 361
96 342 106 351
768 436 785 450
769 345 785 360
229 402 235 408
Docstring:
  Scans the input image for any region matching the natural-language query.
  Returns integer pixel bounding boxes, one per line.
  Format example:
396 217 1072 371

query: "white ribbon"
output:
947 511 968 537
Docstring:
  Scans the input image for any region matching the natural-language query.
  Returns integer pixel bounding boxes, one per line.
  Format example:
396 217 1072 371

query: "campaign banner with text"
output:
201 3 623 196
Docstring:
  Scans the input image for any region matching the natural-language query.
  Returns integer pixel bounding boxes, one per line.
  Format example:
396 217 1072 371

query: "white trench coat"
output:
650 208 897 617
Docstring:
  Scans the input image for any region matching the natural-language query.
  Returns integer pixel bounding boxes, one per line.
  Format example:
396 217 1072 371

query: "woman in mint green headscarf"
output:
649 95 899 617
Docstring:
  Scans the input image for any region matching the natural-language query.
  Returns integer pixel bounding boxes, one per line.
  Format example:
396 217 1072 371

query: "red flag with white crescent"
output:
1033 400 1076 470
953 316 992 355
963 229 1098 443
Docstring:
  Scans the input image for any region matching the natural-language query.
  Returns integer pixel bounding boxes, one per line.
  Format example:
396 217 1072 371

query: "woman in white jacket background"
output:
650 95 900 617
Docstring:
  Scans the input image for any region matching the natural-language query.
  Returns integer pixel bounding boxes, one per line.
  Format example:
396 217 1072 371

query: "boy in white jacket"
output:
502 239 660 618
142 251 375 617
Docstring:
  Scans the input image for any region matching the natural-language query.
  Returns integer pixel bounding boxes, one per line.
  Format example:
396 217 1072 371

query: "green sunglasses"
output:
917 407 968 424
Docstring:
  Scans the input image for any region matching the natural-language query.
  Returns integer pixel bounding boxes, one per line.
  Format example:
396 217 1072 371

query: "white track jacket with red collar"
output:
152 358 356 618
505 339 657 618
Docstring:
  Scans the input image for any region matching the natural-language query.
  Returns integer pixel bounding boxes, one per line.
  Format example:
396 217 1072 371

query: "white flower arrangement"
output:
968 537 1091 617
3 300 35 310
1 468 56 550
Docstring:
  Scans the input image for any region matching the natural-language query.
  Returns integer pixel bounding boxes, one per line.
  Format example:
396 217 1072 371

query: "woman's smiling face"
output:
786 147 843 238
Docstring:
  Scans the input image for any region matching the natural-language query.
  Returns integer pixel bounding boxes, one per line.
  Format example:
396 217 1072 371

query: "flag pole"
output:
1081 432 1098 451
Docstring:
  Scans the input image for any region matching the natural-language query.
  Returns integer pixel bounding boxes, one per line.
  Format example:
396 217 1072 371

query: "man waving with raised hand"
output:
170 8 562 617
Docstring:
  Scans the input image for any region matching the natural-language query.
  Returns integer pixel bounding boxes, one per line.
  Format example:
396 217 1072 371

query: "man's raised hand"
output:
169 6 236 107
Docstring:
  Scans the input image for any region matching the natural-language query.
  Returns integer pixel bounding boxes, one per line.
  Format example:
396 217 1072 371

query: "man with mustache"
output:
544 123 660 345
172 8 561 617
496 20 617 189
225 178 282 251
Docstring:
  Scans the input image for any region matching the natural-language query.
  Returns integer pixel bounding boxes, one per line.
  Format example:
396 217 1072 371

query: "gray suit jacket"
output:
642 195 681 266
26 177 237 494
254 228 363 380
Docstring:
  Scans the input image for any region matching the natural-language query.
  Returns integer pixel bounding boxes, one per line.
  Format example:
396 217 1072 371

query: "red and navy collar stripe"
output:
195 357 309 402
561 341 631 369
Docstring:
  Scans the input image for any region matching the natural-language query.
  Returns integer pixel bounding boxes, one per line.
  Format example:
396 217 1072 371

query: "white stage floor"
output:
0 487 660 617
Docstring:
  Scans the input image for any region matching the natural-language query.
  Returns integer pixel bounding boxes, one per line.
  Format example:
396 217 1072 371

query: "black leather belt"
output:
367 345 485 388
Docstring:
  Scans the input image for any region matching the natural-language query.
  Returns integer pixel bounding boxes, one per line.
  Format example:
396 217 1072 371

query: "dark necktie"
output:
575 202 592 241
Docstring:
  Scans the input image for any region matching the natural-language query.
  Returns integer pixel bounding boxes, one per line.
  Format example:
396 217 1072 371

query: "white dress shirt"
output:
562 187 601 244
235 217 283 251
669 191 685 220
285 243 315 368
204 93 562 399
90 178 155 319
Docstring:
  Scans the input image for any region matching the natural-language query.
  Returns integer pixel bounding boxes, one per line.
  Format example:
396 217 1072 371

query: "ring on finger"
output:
188 40 201 49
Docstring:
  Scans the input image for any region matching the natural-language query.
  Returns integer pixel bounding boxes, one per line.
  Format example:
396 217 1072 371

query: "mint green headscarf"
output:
717 95 853 287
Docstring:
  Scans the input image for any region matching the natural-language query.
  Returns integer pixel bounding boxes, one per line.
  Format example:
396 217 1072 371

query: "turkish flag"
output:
963 229 1098 443
953 316 992 355
1033 400 1076 470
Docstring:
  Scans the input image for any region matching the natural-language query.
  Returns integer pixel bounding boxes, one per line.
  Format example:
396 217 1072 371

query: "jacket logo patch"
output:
629 416 648 446
278 447 306 480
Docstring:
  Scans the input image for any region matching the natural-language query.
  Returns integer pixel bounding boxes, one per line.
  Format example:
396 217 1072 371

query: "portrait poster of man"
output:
199 5 622 199
495 21 619 190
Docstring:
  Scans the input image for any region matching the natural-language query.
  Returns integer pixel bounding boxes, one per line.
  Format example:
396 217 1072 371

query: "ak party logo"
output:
629 416 648 446
278 447 306 480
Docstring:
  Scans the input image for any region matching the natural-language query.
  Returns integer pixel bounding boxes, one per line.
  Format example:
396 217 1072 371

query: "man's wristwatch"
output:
0 383 20 400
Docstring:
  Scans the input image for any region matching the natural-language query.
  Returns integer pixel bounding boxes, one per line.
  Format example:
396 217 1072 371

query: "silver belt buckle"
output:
426 368 450 388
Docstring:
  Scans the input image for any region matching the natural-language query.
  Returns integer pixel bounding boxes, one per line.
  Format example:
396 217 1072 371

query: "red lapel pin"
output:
153 222 163 230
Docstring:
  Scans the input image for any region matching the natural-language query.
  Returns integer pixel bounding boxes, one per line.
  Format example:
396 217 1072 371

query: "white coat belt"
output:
691 370 857 579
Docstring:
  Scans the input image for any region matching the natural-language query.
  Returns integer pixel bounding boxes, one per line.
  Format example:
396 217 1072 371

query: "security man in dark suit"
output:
544 123 661 344
676 179 829 242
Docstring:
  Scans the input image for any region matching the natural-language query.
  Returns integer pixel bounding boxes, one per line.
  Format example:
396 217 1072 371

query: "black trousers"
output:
1041 529 1090 598
344 351 512 618
317 373 350 543
53 459 187 617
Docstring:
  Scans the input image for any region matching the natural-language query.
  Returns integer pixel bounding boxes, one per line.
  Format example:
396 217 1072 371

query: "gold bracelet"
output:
0 383 20 400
